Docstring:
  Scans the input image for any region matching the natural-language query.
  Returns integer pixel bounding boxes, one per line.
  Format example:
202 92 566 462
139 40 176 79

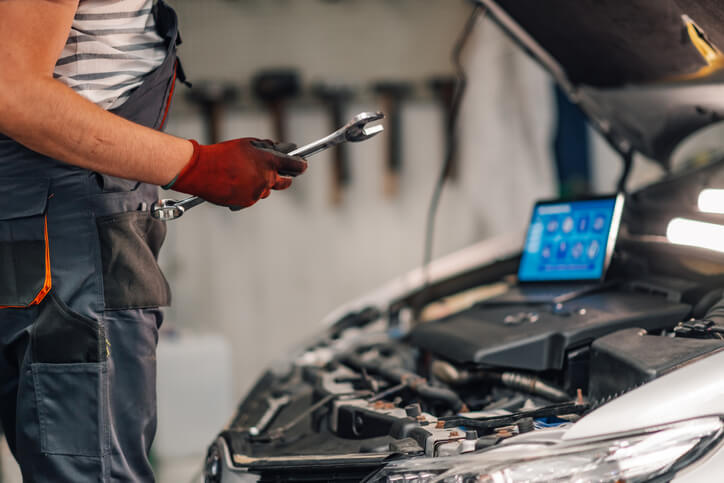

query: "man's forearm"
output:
0 75 193 186
0 0 305 209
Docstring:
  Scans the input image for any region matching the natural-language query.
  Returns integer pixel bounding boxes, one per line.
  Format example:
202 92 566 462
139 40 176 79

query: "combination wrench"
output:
248 394 290 437
150 111 385 220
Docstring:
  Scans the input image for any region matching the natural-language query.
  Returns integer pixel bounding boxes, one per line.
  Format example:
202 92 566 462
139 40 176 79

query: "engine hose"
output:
431 360 569 402
413 384 465 413
703 293 724 326
497 372 570 402
341 354 464 412
692 289 724 320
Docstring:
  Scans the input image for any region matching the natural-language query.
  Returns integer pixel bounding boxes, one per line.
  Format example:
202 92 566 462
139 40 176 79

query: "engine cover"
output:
409 291 691 370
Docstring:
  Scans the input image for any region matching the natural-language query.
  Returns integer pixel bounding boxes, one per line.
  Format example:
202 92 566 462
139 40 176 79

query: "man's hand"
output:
169 139 308 208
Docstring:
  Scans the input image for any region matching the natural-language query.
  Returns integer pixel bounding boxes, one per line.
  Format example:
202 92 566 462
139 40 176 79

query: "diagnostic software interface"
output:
518 197 621 282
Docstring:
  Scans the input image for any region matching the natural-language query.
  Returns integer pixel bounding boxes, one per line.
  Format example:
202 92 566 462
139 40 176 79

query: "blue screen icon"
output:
546 218 559 233
562 216 574 233
587 239 600 259
557 241 568 259
593 214 606 232
576 216 589 232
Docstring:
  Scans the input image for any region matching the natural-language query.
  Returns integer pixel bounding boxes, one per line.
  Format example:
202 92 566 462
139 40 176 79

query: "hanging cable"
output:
617 149 634 193
422 2 486 282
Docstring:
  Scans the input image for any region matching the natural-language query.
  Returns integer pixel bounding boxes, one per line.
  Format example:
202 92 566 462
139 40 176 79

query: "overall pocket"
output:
0 177 52 308
96 210 171 309
31 292 109 457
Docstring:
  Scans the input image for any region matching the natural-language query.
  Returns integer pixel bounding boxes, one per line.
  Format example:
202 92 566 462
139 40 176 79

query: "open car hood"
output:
482 0 724 168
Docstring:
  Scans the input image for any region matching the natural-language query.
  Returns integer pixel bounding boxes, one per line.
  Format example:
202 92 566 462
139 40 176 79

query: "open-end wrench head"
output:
344 111 385 142
151 199 185 220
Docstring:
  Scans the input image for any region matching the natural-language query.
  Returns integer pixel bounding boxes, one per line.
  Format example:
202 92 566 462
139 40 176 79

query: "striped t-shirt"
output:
54 0 167 110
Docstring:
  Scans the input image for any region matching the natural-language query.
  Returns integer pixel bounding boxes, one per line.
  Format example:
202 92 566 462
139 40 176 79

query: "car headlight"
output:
366 416 724 483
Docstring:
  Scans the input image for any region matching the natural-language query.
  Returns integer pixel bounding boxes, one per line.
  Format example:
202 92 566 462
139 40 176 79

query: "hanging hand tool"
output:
252 69 301 142
429 76 459 181
313 83 353 205
373 81 411 198
186 82 238 144
151 111 385 220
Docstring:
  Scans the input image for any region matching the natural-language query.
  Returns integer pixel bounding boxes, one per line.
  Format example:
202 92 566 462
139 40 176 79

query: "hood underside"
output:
483 0 724 168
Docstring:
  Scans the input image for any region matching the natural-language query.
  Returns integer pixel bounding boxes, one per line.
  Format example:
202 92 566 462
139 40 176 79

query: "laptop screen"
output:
518 195 624 283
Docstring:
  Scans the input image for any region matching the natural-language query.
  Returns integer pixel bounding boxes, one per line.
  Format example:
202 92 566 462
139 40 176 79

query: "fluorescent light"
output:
667 217 724 253
698 189 724 214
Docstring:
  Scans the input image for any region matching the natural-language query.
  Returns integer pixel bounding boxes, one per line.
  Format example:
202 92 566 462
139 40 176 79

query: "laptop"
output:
488 193 625 305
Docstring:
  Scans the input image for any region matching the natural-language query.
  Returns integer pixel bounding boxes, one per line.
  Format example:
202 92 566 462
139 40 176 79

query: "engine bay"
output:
206 273 724 482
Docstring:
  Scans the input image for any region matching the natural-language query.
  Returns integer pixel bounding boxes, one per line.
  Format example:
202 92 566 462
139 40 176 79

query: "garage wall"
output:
168 0 474 85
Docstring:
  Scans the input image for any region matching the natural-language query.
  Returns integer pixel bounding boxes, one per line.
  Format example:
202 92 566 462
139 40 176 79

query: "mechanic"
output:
0 0 307 481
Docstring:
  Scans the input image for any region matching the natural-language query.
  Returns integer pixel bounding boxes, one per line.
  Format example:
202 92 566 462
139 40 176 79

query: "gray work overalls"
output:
0 2 185 481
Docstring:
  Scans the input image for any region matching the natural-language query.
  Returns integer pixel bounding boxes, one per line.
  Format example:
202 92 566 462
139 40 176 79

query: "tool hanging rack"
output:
178 74 459 205
179 77 454 114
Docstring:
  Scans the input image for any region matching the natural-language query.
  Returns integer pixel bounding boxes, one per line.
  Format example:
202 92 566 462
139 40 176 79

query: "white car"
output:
204 1 724 481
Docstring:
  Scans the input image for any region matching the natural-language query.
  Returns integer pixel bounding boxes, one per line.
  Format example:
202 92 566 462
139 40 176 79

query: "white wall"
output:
170 0 472 85
159 1 558 402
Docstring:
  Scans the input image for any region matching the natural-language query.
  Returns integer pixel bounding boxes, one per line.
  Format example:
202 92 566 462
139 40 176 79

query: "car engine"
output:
204 271 724 481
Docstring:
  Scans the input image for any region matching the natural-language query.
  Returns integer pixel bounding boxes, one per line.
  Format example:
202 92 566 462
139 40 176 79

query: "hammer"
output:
252 69 301 142
185 82 238 144
429 76 459 181
313 83 354 205
373 81 412 198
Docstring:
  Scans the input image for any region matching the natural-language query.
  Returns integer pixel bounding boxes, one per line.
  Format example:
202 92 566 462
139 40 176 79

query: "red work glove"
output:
166 138 308 208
